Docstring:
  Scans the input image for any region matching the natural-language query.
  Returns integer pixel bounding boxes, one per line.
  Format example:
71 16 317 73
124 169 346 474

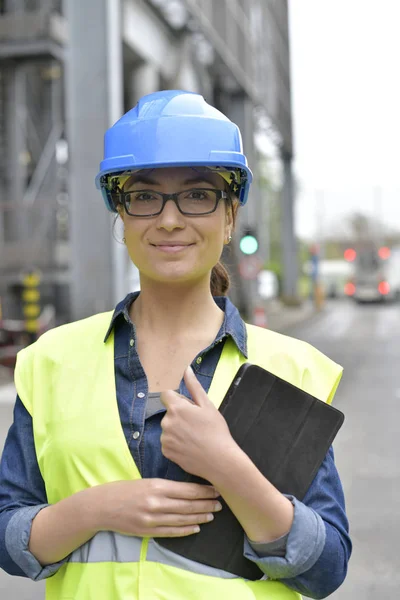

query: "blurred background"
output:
0 1 399 598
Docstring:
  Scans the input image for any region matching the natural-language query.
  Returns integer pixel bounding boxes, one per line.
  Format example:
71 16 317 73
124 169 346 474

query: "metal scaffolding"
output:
0 0 296 323
0 0 67 319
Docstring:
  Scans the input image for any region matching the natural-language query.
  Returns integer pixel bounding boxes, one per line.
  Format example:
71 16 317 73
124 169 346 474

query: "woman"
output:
0 90 351 599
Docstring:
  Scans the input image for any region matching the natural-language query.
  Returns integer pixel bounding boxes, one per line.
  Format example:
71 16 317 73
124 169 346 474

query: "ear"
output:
224 203 232 229
116 205 125 223
224 199 237 240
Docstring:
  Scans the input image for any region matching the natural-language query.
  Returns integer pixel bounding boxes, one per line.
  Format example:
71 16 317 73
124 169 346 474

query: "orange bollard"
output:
313 283 325 311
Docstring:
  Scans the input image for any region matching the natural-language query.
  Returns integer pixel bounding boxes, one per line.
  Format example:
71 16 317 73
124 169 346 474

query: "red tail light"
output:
344 282 356 296
378 247 391 260
344 248 357 262
378 281 390 295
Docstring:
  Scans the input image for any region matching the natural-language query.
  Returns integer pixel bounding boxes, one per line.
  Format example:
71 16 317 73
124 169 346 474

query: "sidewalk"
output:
263 298 319 334
0 367 15 404
0 301 321 404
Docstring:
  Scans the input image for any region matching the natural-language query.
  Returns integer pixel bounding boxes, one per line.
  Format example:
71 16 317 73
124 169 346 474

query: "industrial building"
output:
0 0 294 325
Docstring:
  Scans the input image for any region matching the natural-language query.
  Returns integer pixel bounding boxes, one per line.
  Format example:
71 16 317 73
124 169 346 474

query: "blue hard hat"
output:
95 90 253 210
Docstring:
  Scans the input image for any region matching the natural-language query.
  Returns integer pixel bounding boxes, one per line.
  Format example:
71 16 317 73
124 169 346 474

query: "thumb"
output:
160 389 180 409
184 366 210 408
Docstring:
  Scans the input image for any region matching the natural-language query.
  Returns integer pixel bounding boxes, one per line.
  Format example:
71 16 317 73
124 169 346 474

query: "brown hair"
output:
211 261 231 296
210 197 239 296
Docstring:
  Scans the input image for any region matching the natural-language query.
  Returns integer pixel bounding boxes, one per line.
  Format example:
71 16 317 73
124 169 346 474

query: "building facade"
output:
0 0 295 323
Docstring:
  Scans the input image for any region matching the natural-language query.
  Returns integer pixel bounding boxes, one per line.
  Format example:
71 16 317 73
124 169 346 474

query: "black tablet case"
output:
158 363 344 580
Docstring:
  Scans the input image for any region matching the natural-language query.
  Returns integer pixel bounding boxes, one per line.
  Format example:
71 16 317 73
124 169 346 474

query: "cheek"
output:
123 225 148 263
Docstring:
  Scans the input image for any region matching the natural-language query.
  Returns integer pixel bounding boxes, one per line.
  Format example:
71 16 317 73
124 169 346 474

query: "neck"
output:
130 277 224 340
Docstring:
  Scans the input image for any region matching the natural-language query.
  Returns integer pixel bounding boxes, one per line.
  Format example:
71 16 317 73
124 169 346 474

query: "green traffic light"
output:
240 235 259 255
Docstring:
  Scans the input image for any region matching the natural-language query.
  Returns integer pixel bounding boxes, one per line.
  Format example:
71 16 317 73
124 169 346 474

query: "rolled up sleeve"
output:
247 531 289 558
5 505 69 580
244 496 326 578
243 447 351 599
0 395 67 580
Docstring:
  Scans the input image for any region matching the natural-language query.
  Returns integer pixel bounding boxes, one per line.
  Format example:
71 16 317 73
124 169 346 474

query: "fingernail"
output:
207 513 214 521
214 502 223 511
193 525 200 533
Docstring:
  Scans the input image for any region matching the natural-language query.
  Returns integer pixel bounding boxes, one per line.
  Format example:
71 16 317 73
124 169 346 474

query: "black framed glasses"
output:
112 188 228 217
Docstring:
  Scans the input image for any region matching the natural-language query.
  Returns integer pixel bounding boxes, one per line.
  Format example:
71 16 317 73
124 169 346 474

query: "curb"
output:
0 382 16 405
266 305 328 335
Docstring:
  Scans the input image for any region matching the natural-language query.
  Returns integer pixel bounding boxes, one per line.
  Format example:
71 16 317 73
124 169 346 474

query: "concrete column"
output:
222 92 261 320
6 64 29 243
280 151 298 300
224 93 258 227
65 0 125 320
125 61 162 293
130 63 160 106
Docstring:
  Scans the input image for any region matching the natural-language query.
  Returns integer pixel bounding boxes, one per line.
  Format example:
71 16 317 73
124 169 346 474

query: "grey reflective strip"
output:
70 532 142 563
146 539 240 579
70 532 241 579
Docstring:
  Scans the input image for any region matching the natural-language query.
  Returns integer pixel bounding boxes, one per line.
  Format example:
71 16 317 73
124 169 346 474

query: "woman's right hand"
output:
95 479 222 538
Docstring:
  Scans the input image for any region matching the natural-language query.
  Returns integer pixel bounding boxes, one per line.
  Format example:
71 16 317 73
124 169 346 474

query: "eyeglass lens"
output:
121 189 220 216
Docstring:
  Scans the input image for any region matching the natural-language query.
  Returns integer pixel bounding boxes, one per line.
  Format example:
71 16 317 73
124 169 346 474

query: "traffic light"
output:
239 228 259 255
344 248 357 262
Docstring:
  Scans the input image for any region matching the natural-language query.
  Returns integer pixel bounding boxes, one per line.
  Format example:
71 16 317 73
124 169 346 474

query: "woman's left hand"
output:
160 366 237 481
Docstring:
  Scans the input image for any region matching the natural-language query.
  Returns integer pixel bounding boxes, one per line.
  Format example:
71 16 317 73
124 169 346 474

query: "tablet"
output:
158 363 344 579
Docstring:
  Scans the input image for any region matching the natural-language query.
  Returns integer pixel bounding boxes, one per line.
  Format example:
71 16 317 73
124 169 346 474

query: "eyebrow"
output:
182 176 216 186
124 175 217 189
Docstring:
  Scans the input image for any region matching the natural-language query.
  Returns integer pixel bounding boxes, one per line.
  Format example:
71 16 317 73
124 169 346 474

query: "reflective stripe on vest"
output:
70 533 241 580
14 311 342 600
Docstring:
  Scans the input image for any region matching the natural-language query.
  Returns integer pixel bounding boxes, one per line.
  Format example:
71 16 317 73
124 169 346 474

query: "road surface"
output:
0 299 398 599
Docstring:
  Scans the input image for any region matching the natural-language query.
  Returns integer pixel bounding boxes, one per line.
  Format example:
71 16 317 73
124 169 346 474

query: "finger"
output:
153 511 215 527
163 481 220 500
160 389 182 409
183 366 210 408
155 497 223 515
152 525 202 537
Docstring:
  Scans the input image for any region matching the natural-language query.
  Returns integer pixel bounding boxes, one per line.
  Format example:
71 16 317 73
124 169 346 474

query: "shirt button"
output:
132 431 140 440
196 357 202 364
129 339 134 347
137 392 145 398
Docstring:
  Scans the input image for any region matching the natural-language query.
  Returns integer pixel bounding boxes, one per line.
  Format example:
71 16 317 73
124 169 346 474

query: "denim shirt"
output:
0 293 351 598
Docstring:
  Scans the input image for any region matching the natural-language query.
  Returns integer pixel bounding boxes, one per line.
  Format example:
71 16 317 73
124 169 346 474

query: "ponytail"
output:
210 261 230 296
210 195 239 296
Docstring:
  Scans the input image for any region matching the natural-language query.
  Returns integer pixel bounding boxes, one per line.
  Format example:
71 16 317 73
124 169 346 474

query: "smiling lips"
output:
151 242 194 253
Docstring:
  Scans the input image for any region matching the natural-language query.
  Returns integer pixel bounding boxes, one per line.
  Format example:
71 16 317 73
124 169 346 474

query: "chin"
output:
148 264 206 285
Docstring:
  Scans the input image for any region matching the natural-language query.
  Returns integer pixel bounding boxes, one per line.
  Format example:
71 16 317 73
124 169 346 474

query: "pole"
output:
281 151 298 301
373 186 383 245
106 0 127 305
315 189 325 259
313 190 325 310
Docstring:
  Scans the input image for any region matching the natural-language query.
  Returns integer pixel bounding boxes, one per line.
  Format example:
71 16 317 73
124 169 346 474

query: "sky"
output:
288 0 400 240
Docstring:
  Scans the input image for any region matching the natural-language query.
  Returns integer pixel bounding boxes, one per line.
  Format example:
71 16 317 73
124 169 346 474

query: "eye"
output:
185 189 211 201
131 191 157 202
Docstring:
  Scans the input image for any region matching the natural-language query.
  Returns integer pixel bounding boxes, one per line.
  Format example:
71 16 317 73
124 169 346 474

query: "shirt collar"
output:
104 292 248 358
212 296 248 358
103 291 139 342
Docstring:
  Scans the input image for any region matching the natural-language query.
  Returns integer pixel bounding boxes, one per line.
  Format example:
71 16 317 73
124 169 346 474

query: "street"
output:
290 300 399 599
0 299 399 599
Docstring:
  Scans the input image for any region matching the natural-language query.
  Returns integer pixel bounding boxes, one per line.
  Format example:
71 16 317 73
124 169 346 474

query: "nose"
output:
156 198 185 231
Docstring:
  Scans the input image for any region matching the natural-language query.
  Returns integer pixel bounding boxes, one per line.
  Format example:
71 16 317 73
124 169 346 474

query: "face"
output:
118 167 234 287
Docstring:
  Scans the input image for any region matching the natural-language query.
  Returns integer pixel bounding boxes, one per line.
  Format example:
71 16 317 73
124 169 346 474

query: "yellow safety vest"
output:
15 311 342 600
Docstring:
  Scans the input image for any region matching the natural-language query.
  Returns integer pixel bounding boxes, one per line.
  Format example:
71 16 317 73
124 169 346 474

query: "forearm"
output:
206 444 294 543
29 486 101 566
244 447 352 597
